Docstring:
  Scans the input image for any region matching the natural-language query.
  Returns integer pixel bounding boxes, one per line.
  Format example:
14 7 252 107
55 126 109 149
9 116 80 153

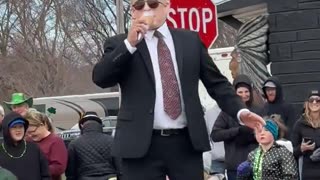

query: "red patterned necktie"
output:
154 30 182 120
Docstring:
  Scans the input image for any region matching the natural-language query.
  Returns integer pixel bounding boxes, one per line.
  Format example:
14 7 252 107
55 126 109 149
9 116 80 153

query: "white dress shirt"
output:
124 23 248 129
124 23 187 129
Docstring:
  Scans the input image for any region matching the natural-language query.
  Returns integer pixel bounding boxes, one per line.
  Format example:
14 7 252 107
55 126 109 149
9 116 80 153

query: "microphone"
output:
138 33 143 41
137 11 154 41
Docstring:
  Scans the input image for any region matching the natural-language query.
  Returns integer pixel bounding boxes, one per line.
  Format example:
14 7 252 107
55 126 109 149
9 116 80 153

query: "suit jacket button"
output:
149 109 154 114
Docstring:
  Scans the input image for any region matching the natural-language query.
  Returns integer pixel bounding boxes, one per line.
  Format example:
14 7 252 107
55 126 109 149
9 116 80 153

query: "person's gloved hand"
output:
237 161 252 179
310 147 320 162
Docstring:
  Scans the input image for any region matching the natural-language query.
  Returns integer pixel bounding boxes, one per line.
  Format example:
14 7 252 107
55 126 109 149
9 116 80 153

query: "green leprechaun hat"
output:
4 93 33 109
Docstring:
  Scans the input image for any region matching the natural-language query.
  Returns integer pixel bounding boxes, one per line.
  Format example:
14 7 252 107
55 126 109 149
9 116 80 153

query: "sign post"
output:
167 0 218 48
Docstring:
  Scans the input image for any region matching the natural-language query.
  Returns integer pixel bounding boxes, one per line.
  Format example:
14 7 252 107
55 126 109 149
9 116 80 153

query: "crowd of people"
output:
0 0 318 179
0 80 319 180
0 93 120 180
207 75 320 180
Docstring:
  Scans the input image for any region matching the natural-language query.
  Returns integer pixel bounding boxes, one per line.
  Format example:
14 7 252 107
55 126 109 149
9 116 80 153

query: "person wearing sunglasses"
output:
92 0 265 179
291 89 320 180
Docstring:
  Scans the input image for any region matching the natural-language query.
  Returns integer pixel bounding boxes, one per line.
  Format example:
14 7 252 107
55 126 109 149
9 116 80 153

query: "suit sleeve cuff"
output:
237 108 250 125
124 39 137 54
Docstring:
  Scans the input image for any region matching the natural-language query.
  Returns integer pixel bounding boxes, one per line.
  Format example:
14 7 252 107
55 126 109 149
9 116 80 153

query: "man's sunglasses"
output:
308 97 320 103
132 0 163 10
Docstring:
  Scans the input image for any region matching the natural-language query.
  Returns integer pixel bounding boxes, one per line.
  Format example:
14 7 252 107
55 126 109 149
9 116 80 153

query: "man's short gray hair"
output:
0 105 4 116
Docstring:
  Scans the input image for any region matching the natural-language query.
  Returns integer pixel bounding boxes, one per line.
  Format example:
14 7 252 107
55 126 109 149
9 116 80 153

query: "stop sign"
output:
166 0 218 48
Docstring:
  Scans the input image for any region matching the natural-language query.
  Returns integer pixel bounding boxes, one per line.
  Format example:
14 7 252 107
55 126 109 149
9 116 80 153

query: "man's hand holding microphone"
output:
127 11 154 47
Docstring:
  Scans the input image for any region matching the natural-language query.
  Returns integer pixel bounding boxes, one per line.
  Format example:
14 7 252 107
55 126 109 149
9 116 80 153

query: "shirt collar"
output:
145 22 170 40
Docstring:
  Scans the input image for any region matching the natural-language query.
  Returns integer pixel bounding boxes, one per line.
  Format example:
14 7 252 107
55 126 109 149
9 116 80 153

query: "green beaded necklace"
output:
253 148 264 180
2 140 27 159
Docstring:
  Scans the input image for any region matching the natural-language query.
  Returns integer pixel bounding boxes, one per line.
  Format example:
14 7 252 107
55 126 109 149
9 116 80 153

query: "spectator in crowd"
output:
66 112 120 180
25 109 67 180
28 108 55 133
0 105 5 140
292 89 320 180
4 93 32 117
0 112 50 180
211 75 260 180
262 77 297 137
238 115 298 180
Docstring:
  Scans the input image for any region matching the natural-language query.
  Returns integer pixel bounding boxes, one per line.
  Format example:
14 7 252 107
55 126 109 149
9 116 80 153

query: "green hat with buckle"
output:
4 93 33 109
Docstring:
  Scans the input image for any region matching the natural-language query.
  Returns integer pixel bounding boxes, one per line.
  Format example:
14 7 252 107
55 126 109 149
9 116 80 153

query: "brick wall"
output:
267 0 320 107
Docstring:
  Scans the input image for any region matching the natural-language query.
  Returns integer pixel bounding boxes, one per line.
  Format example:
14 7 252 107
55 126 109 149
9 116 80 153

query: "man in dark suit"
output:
92 0 264 179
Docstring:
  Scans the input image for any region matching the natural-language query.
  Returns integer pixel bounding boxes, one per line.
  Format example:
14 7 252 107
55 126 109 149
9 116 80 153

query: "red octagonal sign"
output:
166 0 218 48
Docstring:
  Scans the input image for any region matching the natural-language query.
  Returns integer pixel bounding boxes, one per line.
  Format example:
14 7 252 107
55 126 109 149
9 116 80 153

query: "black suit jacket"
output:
92 28 245 158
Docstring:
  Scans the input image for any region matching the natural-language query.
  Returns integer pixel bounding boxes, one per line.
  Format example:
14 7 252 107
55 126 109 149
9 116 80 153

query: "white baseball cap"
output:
264 81 276 88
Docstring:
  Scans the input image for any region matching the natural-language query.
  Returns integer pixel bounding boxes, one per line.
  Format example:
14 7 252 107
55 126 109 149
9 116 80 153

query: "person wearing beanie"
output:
66 112 121 180
212 75 261 180
240 115 298 180
291 89 320 180
0 112 50 180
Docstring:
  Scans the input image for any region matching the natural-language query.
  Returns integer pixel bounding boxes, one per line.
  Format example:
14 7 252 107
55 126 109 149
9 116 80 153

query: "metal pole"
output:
116 0 125 34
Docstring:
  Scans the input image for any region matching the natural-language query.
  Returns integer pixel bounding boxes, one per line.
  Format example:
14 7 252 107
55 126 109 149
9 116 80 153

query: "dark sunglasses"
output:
308 97 320 103
132 0 163 10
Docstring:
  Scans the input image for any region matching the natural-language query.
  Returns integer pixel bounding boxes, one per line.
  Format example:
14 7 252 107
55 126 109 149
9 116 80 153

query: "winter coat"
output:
262 77 297 137
0 112 50 180
212 112 258 170
247 144 298 180
291 115 320 180
66 121 120 180
211 75 260 171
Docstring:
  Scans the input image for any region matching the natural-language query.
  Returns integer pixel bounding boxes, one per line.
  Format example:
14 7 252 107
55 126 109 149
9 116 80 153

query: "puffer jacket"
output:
247 143 298 180
65 121 120 180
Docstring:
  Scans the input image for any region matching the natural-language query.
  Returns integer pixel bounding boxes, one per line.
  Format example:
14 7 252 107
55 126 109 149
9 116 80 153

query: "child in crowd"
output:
237 115 298 180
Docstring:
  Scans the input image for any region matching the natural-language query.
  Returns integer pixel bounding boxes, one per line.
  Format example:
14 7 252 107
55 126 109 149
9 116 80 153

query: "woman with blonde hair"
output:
292 89 320 180
27 108 54 133
25 109 67 180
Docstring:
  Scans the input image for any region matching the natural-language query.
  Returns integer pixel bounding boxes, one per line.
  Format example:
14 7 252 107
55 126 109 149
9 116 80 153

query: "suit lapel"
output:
137 40 155 86
170 29 184 79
